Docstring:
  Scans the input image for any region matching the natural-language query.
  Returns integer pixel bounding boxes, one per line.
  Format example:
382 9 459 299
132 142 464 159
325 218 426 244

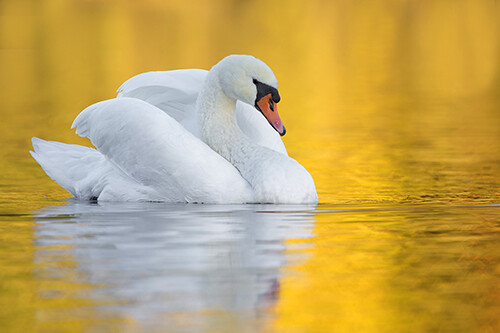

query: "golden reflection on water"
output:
1 0 500 331
275 206 500 332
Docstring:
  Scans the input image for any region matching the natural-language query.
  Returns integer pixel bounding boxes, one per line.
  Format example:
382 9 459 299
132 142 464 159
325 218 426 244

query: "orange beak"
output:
256 93 286 136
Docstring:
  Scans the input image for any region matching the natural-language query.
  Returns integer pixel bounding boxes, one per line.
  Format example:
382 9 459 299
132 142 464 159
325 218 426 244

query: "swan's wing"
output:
117 69 207 137
117 69 206 99
72 97 253 203
117 70 287 155
30 138 164 201
30 138 107 198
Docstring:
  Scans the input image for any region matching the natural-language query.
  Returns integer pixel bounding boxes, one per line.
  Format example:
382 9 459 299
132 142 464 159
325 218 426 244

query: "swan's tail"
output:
30 137 106 200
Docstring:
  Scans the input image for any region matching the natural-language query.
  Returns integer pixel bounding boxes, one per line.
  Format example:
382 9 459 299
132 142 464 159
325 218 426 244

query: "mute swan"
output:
31 55 318 204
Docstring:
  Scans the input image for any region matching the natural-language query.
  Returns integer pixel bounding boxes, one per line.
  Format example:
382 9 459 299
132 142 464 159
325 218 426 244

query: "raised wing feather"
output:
117 70 287 155
72 97 253 203
117 69 205 136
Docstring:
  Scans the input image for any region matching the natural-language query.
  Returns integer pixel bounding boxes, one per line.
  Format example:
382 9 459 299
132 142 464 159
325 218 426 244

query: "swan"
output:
30 55 318 204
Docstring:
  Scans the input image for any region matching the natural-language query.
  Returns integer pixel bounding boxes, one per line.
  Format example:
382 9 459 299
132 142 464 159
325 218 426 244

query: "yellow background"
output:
1 0 500 331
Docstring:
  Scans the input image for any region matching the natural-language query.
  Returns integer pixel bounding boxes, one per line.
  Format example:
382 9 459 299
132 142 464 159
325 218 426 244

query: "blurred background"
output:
1 0 500 206
1 0 500 332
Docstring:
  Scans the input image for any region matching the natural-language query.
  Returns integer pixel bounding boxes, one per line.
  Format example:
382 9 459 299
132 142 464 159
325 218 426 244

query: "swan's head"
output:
215 55 285 136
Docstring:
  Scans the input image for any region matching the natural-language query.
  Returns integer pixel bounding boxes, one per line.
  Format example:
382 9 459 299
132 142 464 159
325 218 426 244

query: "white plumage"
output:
31 55 318 204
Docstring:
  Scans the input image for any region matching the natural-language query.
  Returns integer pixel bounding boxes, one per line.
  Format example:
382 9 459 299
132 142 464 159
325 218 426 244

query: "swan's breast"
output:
239 148 318 204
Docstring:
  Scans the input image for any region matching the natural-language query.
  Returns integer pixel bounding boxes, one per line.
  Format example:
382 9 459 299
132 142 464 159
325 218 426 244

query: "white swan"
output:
31 55 318 204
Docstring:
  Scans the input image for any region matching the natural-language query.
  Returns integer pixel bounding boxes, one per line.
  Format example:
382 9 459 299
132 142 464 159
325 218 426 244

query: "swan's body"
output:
31 55 318 204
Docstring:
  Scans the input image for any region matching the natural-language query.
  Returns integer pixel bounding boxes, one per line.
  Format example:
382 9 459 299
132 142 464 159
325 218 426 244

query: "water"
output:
1 0 500 332
32 203 314 332
6 203 499 332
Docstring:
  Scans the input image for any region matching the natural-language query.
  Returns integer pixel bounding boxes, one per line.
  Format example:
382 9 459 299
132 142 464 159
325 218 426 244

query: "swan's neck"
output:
197 70 253 165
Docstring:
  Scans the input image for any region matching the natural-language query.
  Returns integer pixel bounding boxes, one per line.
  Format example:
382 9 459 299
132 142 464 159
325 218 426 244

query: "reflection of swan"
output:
34 202 316 330
31 55 318 204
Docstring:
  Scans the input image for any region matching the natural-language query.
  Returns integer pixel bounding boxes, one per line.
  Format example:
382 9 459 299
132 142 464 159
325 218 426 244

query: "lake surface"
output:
2 202 499 332
1 1 500 332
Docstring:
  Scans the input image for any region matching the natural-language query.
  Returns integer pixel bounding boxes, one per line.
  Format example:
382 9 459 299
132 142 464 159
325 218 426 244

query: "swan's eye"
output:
254 78 280 107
